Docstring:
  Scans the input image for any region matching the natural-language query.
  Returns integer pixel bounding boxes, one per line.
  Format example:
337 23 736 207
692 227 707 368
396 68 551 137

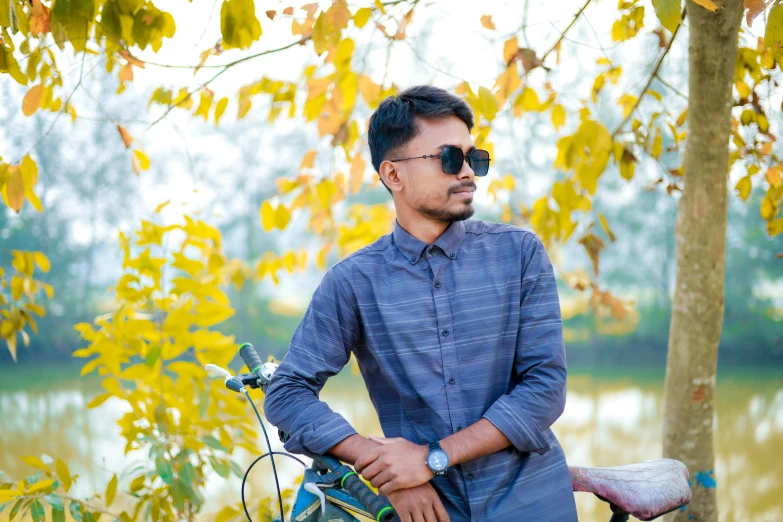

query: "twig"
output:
19 51 88 162
655 74 688 101
148 35 311 127
611 8 685 138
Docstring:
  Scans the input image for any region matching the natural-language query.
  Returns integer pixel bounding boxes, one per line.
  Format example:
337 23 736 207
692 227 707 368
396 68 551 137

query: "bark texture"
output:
662 1 744 521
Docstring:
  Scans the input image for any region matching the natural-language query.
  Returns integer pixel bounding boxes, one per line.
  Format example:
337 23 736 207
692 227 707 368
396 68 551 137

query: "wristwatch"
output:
425 441 450 476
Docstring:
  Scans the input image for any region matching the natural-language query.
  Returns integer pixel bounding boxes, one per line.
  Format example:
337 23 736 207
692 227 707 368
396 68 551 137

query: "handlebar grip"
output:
341 473 396 522
238 342 264 373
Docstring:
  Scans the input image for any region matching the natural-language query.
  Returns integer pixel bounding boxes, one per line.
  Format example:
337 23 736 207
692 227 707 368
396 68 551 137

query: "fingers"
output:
411 511 426 522
361 459 384 481
433 499 450 522
423 503 438 522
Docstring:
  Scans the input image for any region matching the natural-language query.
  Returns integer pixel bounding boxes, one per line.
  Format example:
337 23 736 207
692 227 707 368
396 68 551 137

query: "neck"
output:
395 209 450 245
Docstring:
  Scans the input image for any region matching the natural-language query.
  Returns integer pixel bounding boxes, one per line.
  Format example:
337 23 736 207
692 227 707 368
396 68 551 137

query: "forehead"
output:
410 115 473 151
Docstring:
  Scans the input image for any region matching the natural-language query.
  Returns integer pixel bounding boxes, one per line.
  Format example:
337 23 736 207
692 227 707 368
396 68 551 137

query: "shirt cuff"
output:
482 395 552 455
282 411 358 456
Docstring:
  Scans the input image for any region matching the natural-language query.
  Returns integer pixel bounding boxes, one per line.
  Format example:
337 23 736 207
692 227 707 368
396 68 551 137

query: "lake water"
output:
0 364 781 522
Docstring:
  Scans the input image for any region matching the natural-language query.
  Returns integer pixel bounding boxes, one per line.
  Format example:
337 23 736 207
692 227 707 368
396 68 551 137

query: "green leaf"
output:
652 0 681 33
51 506 65 522
68 501 83 522
31 500 44 522
230 460 245 479
144 344 161 367
765 1 783 49
155 457 174 485
9 499 24 521
43 495 63 510
220 0 262 50
202 435 226 451
208 456 230 478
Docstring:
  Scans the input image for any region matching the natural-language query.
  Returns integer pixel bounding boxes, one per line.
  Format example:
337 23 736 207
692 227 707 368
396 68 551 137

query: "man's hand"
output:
386 482 450 522
354 436 433 495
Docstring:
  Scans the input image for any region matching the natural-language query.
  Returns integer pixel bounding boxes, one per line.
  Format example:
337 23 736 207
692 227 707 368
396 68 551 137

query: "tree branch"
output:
611 9 686 138
148 35 312 127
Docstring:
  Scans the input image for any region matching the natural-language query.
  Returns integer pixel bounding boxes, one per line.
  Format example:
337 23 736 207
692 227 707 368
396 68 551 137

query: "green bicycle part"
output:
340 471 357 489
376 506 393 522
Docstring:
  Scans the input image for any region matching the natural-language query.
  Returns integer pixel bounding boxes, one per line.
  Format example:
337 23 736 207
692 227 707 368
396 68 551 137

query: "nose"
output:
457 156 475 181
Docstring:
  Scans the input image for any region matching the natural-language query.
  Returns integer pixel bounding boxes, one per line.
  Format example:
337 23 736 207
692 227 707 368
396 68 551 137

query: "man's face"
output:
382 115 478 223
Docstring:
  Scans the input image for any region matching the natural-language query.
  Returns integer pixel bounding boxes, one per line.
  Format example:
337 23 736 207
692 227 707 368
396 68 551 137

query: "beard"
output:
416 198 475 223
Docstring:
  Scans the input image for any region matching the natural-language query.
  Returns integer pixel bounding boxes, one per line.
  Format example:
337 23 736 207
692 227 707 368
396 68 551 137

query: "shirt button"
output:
434 281 441 288
449 253 456 259
466 472 474 480
448 377 455 384
410 257 417 262
428 247 435 255
456 426 462 432
442 329 449 337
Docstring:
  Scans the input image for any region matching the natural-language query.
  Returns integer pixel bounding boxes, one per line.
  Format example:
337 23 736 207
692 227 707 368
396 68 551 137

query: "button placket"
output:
429 254 466 436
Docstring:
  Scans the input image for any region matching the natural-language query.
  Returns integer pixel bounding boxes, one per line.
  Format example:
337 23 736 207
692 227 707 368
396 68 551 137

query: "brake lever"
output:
205 364 245 393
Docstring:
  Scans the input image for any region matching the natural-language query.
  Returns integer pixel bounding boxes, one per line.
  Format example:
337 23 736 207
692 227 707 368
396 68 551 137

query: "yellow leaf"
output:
503 37 518 64
598 213 617 242
735 175 752 201
33 252 50 273
260 201 275 231
220 0 263 50
353 7 371 28
216 506 241 522
87 392 112 408
300 149 317 170
767 218 783 235
21 455 51 472
214 97 229 125
276 178 298 194
22 84 43 116
155 200 171 213
20 155 43 212
56 459 72 492
693 0 719 12
767 166 782 186
282 251 296 273
480 14 495 30
3 166 24 212
132 149 151 176
551 104 566 131
478 86 498 121
764 1 783 48
194 300 235 327
651 128 663 159
275 203 291 230
106 474 118 507
519 88 540 112
26 479 54 493
350 154 365 194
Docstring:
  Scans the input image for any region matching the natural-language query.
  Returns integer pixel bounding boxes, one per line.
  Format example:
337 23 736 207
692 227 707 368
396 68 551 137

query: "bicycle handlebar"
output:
232 342 398 522
341 472 396 522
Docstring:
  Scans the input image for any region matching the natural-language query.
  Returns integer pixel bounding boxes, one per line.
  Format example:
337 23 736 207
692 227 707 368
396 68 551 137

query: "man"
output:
263 85 578 522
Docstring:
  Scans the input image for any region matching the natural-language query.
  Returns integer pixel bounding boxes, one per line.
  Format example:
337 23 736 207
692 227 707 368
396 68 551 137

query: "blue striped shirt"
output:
263 218 578 521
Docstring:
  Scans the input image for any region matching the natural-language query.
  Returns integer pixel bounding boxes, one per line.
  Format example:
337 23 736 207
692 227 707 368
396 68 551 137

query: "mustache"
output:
448 182 477 195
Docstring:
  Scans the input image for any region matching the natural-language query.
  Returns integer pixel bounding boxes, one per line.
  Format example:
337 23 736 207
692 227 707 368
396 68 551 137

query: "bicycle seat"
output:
569 458 691 521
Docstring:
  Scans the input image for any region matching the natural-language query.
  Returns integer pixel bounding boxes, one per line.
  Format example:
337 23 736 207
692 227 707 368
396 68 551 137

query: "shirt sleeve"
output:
481 233 567 455
262 265 360 455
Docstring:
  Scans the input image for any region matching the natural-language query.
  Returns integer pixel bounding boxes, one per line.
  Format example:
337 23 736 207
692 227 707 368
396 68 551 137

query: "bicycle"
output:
207 343 692 522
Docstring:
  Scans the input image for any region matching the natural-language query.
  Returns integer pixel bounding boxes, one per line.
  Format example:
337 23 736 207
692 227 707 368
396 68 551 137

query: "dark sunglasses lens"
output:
468 149 490 176
440 146 464 175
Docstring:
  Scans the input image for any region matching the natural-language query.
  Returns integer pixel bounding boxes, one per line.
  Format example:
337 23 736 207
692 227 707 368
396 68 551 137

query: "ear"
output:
379 159 403 194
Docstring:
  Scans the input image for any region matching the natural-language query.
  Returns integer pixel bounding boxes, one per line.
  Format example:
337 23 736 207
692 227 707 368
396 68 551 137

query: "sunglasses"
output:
389 146 491 177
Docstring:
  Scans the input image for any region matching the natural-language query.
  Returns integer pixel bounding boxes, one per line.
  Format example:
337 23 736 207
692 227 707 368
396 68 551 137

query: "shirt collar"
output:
392 219 467 264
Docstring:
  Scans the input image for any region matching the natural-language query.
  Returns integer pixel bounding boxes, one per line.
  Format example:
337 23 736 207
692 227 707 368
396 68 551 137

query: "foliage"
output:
0 249 51 361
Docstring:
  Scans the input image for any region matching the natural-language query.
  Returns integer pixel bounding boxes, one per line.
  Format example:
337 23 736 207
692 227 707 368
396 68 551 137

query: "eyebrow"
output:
435 143 476 153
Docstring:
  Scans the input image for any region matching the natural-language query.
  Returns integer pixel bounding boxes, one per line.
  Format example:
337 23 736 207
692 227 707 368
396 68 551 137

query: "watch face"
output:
427 449 449 471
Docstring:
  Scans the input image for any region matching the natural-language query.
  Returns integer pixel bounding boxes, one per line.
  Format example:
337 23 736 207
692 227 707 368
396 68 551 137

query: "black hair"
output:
368 85 475 195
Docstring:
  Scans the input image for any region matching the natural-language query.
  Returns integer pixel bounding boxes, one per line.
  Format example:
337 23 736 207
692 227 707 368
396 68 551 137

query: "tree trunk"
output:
662 1 744 521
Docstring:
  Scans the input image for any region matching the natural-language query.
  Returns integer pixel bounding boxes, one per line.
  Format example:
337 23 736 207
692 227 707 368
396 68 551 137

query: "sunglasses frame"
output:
389 145 491 177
